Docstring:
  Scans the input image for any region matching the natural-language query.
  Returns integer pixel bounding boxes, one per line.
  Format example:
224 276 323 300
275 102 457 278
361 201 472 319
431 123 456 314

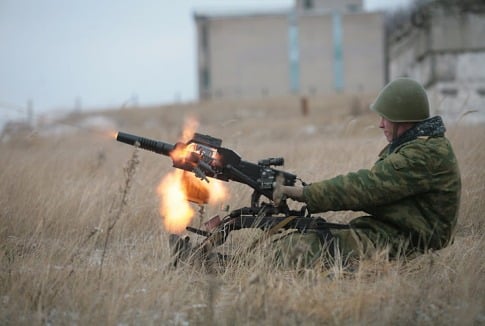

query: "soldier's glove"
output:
273 175 305 206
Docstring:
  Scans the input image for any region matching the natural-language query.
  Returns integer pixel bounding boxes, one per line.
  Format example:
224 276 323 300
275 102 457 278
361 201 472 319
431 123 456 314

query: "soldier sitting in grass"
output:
273 78 462 267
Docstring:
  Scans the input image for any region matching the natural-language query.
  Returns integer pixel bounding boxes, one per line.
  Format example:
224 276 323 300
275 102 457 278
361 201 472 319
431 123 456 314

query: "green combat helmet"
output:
370 78 430 122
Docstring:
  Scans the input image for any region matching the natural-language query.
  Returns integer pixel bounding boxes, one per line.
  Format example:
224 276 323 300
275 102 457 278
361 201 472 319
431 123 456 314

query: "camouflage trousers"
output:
271 227 376 269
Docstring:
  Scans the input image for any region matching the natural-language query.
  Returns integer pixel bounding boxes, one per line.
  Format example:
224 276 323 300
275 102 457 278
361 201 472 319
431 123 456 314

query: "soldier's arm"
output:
303 143 433 213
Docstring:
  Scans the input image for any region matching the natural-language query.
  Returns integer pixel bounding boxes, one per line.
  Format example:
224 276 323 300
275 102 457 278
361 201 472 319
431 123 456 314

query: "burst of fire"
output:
156 117 228 234
108 131 119 140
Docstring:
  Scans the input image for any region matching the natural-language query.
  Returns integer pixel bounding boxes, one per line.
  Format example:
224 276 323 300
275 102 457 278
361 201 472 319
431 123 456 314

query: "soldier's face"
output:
379 117 397 142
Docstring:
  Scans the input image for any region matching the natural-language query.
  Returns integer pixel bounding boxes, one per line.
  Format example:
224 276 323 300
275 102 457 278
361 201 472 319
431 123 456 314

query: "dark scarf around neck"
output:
389 116 446 153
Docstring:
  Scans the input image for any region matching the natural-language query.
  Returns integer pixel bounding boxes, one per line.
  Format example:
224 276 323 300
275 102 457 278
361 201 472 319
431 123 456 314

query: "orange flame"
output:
108 131 119 139
157 170 195 234
181 116 199 142
156 117 228 234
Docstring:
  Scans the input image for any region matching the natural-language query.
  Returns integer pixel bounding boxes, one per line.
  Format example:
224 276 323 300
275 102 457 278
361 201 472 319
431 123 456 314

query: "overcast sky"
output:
0 0 411 120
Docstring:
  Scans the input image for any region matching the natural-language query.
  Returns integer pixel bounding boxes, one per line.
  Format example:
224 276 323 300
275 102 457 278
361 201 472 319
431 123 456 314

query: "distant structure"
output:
387 1 485 121
194 0 385 100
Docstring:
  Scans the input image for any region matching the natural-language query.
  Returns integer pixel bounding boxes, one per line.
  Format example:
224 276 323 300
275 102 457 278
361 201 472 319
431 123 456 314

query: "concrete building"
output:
387 4 485 122
194 0 385 101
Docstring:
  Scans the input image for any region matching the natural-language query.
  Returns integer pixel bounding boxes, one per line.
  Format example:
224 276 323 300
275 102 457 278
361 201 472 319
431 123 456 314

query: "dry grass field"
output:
1 94 484 325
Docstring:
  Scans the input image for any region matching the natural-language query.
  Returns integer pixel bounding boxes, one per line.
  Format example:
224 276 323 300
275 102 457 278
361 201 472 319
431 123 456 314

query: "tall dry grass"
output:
0 94 484 325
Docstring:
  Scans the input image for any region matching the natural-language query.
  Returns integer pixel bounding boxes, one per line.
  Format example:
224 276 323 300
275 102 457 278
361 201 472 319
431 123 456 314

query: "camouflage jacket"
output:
303 116 461 253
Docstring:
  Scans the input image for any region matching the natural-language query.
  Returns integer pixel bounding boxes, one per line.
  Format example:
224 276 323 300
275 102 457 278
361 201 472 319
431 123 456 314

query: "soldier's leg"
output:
271 230 334 269
329 228 376 263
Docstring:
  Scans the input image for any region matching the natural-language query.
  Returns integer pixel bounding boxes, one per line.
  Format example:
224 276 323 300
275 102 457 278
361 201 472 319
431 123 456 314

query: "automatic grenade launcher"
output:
116 131 299 209
116 131 348 261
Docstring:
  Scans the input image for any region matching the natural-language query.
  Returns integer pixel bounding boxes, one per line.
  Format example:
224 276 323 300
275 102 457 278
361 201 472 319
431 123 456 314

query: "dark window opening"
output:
303 0 313 10
441 88 458 97
347 4 360 12
201 68 210 90
201 23 208 51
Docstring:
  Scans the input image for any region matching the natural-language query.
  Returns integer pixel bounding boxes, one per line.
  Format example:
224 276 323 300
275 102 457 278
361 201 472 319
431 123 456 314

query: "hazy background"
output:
0 0 410 120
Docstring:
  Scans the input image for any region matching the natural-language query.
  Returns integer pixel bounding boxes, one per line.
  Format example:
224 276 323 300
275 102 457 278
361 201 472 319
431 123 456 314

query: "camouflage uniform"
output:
300 116 461 260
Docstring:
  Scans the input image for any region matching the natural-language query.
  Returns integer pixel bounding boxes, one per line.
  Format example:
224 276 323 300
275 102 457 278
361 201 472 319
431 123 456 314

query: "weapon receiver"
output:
116 131 298 208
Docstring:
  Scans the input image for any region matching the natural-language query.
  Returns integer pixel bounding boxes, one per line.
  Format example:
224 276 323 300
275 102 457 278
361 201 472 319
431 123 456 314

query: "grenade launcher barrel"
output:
116 131 175 156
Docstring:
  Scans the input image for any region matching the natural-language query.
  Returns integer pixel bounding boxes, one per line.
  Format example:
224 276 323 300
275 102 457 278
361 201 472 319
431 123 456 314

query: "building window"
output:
441 88 458 97
201 24 208 51
303 0 313 10
201 68 210 90
347 4 360 12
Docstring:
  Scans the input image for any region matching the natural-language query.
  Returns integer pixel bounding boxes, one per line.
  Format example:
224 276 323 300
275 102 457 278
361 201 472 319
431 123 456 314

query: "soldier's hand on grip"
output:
273 174 305 206
272 174 286 206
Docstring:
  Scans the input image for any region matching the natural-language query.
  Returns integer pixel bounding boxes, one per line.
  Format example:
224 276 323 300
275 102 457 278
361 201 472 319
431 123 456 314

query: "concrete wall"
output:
428 52 485 123
341 12 385 92
389 11 485 85
196 14 289 99
297 12 384 95
195 9 385 100
388 10 485 122
298 14 334 94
